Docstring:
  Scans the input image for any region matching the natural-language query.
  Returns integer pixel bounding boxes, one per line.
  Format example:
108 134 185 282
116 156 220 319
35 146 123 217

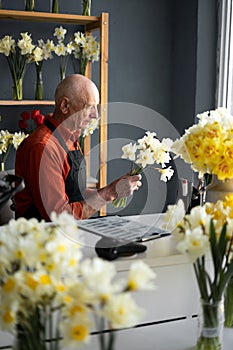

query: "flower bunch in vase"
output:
0 129 28 171
171 107 233 181
79 116 99 153
35 39 55 100
18 109 45 134
0 32 43 100
73 31 100 75
163 198 233 350
113 131 174 208
53 26 74 80
0 211 156 350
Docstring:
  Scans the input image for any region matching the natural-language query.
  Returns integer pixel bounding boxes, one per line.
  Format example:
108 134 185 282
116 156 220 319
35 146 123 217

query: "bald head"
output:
54 74 99 109
53 74 100 131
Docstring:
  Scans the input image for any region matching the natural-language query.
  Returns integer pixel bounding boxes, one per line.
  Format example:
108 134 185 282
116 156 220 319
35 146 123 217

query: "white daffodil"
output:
127 261 156 291
157 166 174 182
163 199 186 233
82 117 99 138
54 26 67 41
55 42 67 56
12 131 28 149
80 258 117 300
177 227 209 262
153 145 171 167
186 205 212 232
60 313 91 349
0 304 18 334
17 33 35 55
0 35 15 56
136 148 154 168
31 46 44 63
102 293 144 329
121 142 138 161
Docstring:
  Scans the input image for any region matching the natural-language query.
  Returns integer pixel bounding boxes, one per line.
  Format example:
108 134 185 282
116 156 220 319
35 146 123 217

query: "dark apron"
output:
23 119 86 221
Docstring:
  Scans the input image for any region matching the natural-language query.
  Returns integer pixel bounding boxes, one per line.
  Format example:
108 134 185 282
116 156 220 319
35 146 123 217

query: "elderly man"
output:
15 74 141 221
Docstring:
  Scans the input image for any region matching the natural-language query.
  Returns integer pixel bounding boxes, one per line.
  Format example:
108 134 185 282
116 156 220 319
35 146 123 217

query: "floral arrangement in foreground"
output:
18 109 45 134
113 131 174 208
0 212 156 350
163 197 233 349
171 107 233 181
0 32 43 100
0 130 28 171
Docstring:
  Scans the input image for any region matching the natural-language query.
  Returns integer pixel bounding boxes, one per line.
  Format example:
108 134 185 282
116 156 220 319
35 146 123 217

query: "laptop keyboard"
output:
77 216 170 242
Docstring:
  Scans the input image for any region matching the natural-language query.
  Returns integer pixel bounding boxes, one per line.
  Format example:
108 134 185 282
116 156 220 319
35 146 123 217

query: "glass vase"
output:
196 299 224 350
82 0 91 16
35 63 44 100
25 0 34 11
80 57 88 76
12 78 23 101
224 276 233 327
51 0 60 13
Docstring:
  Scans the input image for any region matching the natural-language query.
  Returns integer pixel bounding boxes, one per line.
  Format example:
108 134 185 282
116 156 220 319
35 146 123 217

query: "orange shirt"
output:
15 115 83 221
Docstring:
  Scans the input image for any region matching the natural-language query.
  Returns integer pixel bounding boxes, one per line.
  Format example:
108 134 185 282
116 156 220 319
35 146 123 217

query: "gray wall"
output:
0 0 218 215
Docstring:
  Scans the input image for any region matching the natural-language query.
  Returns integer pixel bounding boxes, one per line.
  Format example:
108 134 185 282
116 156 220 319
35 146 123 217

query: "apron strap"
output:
44 118 70 153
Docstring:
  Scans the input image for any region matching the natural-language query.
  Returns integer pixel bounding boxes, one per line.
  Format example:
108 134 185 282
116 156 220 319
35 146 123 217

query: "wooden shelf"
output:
0 100 55 106
0 9 100 27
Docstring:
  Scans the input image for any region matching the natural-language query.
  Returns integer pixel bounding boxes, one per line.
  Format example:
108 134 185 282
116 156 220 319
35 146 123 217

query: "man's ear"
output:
60 97 69 114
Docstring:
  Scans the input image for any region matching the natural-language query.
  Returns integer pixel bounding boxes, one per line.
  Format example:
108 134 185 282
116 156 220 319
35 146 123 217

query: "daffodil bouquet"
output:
113 131 174 208
0 130 28 171
0 212 156 350
0 33 43 100
163 197 233 349
73 31 100 75
171 107 233 181
53 26 74 80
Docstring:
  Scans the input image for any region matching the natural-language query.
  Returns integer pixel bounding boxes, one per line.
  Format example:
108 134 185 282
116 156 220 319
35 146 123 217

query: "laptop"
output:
77 215 170 242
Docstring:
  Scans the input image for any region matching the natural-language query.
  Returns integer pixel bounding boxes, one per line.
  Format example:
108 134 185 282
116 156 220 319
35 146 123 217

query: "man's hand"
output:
114 174 142 199
81 174 142 219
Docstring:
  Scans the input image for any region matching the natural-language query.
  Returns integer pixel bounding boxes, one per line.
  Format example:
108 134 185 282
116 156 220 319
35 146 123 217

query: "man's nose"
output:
90 106 99 119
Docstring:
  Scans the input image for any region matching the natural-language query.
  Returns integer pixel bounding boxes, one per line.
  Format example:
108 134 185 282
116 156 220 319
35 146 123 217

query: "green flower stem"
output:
25 0 34 11
0 162 4 172
112 197 127 208
12 77 23 101
224 277 233 327
82 0 91 16
79 134 85 153
80 57 88 75
60 55 69 81
2 144 12 166
35 62 43 100
107 330 115 350
112 162 143 208
52 0 59 13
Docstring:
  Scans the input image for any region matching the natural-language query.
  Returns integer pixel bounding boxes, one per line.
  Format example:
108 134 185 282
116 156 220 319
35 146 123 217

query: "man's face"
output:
67 87 100 132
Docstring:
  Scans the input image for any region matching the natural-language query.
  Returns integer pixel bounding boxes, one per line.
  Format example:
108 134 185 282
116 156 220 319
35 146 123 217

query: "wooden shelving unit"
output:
0 9 109 215
0 100 55 105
